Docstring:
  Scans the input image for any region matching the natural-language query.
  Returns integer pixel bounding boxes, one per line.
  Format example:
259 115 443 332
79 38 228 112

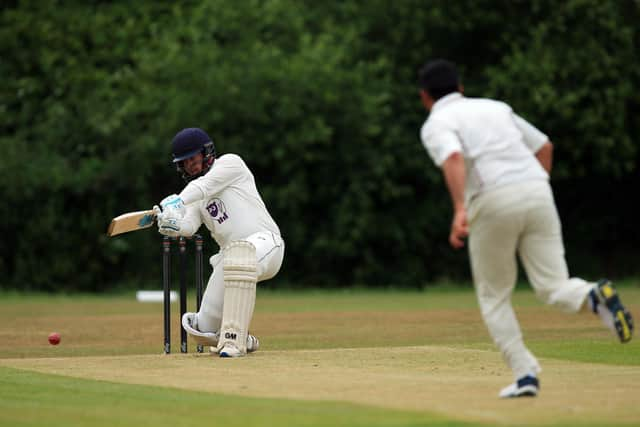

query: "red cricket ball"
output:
48 332 61 345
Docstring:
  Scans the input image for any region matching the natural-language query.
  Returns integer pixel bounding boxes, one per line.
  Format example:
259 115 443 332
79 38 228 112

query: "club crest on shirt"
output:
205 198 229 224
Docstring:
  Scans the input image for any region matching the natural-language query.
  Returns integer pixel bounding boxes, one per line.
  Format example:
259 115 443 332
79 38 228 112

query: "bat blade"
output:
107 210 156 236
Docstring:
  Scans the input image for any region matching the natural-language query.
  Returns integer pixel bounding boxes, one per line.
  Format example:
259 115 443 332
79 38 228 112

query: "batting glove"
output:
159 194 186 219
153 205 183 237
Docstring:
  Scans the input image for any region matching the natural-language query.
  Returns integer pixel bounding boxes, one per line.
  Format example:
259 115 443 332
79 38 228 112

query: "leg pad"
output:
217 241 258 355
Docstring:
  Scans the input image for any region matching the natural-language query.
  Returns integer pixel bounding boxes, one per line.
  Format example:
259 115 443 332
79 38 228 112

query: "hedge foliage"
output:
1 0 638 291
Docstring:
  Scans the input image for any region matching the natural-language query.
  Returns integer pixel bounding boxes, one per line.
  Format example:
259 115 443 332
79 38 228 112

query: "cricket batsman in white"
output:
418 59 634 397
154 128 284 358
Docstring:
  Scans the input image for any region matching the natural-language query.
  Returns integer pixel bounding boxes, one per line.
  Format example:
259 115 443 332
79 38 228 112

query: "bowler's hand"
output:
449 210 469 249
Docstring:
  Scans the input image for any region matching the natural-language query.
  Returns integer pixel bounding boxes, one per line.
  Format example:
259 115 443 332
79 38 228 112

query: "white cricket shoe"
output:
499 375 539 398
210 334 259 356
219 343 244 358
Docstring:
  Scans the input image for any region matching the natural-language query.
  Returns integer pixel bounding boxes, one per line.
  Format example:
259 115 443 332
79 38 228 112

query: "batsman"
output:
154 128 284 357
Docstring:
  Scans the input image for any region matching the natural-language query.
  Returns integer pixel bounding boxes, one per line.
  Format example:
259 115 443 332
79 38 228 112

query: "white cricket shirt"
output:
179 154 280 248
420 93 549 204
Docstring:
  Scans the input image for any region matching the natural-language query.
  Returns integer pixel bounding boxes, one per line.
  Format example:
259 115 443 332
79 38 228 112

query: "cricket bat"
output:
107 210 156 236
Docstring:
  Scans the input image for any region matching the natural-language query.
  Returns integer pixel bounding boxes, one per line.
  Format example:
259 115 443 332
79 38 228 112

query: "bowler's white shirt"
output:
420 93 549 204
179 154 281 248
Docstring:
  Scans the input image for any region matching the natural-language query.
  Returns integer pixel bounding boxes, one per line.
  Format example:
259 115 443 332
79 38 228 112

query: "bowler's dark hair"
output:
418 59 459 100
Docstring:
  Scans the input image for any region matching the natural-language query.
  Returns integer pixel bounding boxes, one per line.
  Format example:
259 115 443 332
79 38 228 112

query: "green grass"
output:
529 339 640 365
256 287 481 312
0 366 472 427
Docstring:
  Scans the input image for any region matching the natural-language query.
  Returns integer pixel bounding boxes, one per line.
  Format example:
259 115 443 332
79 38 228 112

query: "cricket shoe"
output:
499 375 539 398
590 279 634 343
212 334 260 357
219 343 244 358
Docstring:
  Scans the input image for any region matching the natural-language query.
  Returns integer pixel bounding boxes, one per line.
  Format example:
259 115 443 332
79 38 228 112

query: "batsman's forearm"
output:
442 152 466 212
179 183 205 205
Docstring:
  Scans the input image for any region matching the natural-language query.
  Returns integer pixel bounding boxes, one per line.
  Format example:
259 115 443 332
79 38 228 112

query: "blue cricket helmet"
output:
171 128 216 182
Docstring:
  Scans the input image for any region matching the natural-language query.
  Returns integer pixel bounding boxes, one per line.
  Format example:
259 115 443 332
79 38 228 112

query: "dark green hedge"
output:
1 0 638 291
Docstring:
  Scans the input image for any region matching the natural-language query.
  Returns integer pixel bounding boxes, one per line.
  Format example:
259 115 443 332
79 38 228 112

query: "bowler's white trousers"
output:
467 180 593 379
196 231 284 333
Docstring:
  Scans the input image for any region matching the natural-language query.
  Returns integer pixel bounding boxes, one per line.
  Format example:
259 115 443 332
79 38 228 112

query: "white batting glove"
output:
158 217 183 237
159 194 185 219
153 205 183 237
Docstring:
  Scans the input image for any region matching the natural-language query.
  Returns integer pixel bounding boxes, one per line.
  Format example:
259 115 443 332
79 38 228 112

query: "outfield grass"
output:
0 367 468 427
1 286 639 426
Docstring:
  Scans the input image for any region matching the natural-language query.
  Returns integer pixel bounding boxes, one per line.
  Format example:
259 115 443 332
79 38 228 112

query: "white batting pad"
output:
181 312 220 346
217 241 258 354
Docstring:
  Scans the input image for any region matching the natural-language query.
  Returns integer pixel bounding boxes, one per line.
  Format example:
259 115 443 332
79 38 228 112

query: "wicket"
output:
162 234 205 354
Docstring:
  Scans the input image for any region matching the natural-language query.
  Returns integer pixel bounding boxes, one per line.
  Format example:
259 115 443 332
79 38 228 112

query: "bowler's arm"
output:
442 152 466 214
535 142 553 174
441 152 468 249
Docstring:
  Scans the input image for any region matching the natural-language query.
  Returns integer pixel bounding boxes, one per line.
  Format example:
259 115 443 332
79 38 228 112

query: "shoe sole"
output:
219 350 244 358
219 347 244 358
499 377 539 398
515 386 538 397
500 386 538 398
599 281 634 343
614 309 633 343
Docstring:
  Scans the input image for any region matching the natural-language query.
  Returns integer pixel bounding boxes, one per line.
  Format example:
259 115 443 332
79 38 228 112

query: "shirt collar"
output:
431 92 463 112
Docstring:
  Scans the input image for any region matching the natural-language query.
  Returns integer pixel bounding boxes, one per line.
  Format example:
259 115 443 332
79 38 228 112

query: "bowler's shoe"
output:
499 375 539 398
592 279 634 343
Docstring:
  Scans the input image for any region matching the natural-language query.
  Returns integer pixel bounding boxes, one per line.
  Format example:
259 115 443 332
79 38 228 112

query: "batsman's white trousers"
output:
467 180 593 379
196 231 284 333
